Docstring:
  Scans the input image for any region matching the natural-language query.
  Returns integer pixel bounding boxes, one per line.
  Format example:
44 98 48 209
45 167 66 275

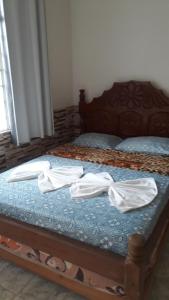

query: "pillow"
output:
115 136 169 155
72 133 122 150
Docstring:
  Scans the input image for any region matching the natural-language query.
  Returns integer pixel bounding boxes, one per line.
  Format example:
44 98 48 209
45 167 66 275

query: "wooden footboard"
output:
125 196 169 300
0 197 168 300
0 246 121 300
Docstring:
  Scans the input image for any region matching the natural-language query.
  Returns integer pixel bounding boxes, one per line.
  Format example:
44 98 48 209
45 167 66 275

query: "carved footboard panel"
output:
0 235 125 297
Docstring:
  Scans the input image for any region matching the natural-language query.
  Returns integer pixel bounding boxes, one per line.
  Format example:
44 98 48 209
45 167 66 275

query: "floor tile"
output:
18 276 61 300
0 284 14 300
0 263 33 294
13 296 35 300
0 259 10 272
150 277 169 300
55 292 86 300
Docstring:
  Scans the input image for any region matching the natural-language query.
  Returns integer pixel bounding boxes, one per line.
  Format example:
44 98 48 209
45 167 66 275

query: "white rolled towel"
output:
8 161 51 182
38 166 84 193
8 162 84 193
70 172 158 213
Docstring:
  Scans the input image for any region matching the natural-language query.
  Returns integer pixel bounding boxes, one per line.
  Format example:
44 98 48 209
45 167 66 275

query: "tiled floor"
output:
0 259 84 300
0 236 169 300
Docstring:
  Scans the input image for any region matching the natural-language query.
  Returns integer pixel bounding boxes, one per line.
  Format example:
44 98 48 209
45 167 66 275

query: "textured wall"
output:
0 106 80 172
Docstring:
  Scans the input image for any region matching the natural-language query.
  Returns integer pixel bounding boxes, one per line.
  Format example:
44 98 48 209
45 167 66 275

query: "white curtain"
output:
3 0 53 145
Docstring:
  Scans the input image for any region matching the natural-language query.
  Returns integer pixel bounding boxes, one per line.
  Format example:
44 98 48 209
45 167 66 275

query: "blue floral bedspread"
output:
0 155 169 256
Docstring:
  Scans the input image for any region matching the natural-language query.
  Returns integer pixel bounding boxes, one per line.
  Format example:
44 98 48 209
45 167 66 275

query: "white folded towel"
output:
8 162 84 193
38 166 84 193
8 162 157 211
8 161 51 182
70 172 158 212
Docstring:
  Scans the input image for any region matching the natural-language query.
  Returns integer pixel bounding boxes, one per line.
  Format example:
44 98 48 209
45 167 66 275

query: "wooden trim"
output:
0 246 123 300
125 235 145 300
0 214 124 283
0 198 168 300
143 218 169 300
79 81 169 138
0 194 169 300
144 209 169 261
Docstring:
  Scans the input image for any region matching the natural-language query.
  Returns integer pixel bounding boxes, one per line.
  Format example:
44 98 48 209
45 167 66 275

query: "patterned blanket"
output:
47 144 169 176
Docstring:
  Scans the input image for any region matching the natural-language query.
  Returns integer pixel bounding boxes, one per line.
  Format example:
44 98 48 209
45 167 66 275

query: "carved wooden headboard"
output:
79 81 169 138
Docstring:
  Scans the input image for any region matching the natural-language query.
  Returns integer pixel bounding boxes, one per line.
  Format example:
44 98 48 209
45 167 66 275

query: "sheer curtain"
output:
3 0 53 145
0 0 11 132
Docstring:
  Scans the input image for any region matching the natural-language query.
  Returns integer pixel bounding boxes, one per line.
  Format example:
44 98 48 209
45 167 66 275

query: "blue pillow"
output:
72 133 122 150
115 136 169 155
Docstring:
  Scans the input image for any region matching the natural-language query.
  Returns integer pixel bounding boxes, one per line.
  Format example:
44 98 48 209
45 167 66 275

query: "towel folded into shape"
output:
8 162 84 193
8 161 51 182
38 166 84 193
8 162 157 211
70 172 158 212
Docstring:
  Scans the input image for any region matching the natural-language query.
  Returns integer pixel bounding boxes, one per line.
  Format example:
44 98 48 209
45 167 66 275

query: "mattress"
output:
0 155 169 256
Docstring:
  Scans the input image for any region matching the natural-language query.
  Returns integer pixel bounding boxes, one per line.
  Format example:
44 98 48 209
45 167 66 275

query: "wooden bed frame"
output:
0 81 169 300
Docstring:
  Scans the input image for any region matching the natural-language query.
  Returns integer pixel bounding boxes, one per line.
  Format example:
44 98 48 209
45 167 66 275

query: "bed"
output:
0 81 169 300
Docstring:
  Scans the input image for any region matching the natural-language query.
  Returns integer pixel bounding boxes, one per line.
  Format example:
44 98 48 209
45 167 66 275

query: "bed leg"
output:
125 234 145 300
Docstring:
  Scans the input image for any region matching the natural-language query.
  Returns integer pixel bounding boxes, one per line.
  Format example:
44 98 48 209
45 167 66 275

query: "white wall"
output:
45 0 72 109
71 0 169 104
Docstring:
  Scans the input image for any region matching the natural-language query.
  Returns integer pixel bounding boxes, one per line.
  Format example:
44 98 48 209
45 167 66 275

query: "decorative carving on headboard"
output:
79 81 169 138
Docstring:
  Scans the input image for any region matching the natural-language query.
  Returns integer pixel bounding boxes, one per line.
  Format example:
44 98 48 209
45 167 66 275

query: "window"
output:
0 0 10 132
